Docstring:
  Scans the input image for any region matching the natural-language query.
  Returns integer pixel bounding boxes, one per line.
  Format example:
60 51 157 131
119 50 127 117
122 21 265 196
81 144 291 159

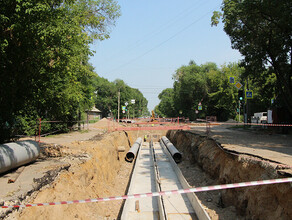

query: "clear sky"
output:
90 0 242 111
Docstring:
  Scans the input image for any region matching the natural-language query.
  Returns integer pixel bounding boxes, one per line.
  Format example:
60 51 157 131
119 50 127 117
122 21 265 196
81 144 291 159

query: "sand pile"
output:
91 118 120 129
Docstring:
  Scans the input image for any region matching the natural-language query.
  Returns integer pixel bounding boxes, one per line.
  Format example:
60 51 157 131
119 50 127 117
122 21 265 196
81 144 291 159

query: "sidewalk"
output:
190 125 292 168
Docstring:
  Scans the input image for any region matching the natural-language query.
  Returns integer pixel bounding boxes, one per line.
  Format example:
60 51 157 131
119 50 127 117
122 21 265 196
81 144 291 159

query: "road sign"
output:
125 102 128 106
234 82 243 90
229 77 235 84
131 99 135 104
198 106 202 111
246 90 253 99
122 106 126 110
122 110 125 113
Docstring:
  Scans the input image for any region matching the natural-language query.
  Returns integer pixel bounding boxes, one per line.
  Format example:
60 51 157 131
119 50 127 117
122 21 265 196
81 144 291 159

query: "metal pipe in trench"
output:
0 140 40 174
161 136 182 163
125 137 142 162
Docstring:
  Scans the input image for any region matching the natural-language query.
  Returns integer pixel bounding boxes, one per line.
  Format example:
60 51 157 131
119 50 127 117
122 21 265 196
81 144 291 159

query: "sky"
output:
90 0 242 111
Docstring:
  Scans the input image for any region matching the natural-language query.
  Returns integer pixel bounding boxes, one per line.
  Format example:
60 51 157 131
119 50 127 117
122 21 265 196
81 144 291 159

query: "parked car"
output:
251 112 267 124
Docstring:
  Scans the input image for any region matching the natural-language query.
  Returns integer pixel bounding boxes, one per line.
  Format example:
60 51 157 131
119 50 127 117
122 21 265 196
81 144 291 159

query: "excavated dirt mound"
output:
91 118 120 129
5 130 167 220
9 131 133 220
167 130 292 220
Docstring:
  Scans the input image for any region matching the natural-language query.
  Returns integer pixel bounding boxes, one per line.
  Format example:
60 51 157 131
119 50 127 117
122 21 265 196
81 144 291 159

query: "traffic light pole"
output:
238 101 241 122
118 89 120 122
245 78 249 124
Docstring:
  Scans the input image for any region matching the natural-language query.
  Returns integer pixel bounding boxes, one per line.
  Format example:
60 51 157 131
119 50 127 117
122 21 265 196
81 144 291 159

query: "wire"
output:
100 0 211 63
105 5 220 74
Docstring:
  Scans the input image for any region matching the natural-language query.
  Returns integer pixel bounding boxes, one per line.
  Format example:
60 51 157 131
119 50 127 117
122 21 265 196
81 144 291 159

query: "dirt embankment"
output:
10 131 134 220
167 130 292 220
6 128 167 220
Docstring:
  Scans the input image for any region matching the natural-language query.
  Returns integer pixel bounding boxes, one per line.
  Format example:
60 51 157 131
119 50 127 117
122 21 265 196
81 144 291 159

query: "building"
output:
86 106 102 121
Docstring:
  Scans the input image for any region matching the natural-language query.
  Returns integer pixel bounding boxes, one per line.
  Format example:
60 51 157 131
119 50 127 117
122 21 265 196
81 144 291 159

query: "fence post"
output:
38 118 42 142
87 113 89 130
107 118 109 132
206 121 210 136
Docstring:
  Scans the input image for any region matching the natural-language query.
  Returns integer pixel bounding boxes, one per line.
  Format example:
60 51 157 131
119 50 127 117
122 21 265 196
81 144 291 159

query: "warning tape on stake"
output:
1 178 291 209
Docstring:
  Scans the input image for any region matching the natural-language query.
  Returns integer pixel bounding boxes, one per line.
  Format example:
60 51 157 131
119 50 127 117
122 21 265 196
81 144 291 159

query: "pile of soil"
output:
91 118 116 129
10 131 134 220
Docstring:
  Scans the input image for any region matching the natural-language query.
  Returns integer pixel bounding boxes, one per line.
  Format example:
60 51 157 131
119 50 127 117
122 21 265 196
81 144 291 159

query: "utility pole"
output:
118 89 120 123
133 105 135 119
245 78 249 123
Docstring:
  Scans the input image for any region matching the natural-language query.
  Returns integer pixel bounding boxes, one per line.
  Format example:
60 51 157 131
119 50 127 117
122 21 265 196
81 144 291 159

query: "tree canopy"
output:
93 77 148 119
212 0 292 116
156 60 279 122
156 62 246 121
0 0 121 142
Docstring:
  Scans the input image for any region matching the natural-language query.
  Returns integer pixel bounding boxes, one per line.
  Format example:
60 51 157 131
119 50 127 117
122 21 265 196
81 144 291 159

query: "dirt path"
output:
191 124 292 168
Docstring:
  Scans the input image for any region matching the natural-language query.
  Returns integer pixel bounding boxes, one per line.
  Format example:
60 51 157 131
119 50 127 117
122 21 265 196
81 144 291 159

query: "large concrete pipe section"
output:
161 136 182 163
0 140 40 174
125 137 142 162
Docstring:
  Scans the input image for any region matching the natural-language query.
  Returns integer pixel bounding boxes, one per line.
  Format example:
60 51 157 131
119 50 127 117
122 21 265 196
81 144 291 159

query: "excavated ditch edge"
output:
166 130 292 220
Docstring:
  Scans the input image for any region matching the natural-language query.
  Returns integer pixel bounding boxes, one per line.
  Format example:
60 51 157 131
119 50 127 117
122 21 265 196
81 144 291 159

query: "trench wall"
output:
167 130 292 220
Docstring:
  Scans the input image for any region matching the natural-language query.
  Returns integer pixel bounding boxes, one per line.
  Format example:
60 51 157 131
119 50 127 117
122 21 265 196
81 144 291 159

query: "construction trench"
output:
0 127 292 219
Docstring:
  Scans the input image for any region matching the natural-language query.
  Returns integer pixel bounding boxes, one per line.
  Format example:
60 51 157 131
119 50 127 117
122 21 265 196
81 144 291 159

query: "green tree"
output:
155 88 175 117
212 0 292 115
158 61 247 121
172 62 212 120
0 0 120 142
93 76 117 118
114 79 148 119
93 78 148 119
245 70 277 114
205 63 242 121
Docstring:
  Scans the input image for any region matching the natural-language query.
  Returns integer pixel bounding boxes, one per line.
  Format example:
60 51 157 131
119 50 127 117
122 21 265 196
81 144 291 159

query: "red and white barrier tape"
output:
209 122 292 127
1 178 291 209
111 125 191 131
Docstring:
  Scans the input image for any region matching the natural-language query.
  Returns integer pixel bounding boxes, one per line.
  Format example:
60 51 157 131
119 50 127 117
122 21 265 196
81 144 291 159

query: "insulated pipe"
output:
0 140 40 174
161 136 182 163
125 137 142 162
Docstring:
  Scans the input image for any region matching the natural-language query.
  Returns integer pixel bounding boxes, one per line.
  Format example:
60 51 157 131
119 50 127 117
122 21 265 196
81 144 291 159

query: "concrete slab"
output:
121 142 159 220
0 158 70 218
0 159 69 202
153 142 197 219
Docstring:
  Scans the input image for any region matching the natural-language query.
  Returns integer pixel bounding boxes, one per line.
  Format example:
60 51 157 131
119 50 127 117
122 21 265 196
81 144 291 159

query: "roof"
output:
86 106 101 113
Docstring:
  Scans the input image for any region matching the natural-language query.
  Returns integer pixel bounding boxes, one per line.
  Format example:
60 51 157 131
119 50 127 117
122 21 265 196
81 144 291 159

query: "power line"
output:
105 5 220 74
134 87 170 89
100 0 211 64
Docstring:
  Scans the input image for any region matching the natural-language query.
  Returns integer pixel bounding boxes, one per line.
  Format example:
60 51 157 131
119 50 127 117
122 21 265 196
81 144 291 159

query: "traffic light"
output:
238 90 244 100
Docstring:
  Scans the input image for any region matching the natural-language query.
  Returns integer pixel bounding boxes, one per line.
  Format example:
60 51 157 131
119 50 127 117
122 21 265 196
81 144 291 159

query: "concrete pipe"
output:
161 136 182 163
0 140 40 174
125 137 142 162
